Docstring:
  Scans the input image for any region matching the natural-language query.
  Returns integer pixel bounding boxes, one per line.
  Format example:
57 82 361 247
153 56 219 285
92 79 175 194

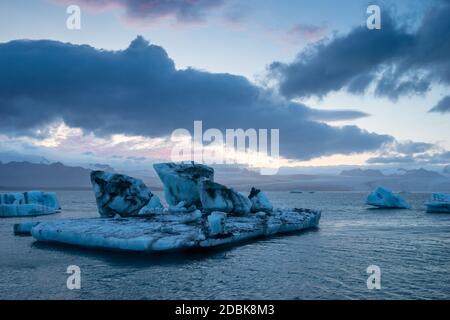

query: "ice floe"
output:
27 208 321 252
366 186 411 209
425 193 450 213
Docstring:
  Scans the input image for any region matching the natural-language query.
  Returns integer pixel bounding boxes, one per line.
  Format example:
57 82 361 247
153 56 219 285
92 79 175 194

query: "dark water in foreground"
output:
0 191 449 300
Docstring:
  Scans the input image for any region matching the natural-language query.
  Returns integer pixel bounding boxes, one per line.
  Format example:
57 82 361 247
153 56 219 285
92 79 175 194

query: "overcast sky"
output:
0 0 449 172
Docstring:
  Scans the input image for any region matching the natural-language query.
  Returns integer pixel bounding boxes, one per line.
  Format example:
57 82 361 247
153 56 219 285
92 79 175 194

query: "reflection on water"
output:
0 191 449 299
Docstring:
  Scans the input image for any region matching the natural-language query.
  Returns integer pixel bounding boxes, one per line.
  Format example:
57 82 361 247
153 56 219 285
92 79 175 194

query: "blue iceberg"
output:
21 162 321 252
366 186 410 209
425 193 450 213
91 171 163 217
0 191 60 217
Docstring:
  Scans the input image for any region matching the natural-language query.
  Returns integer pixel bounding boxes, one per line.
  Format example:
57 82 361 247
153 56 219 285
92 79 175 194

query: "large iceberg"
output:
19 162 321 252
25 208 321 252
153 162 214 208
366 186 410 209
91 171 163 217
0 191 60 217
425 193 450 213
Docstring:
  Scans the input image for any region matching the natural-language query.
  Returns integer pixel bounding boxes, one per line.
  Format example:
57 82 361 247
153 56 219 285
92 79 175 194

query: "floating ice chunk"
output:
199 180 251 215
0 191 60 210
366 186 410 209
0 204 56 217
0 191 60 217
29 208 321 252
14 222 40 235
90 170 159 217
249 187 273 213
153 162 214 208
207 212 227 236
425 193 450 213
27 192 61 211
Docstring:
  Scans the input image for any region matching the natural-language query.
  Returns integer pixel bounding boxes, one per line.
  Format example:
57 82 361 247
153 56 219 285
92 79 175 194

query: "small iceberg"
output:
425 193 450 213
0 191 60 217
20 162 321 252
366 186 410 209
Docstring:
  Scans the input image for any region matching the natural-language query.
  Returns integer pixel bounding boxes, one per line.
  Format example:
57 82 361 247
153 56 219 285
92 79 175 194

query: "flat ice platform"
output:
27 209 321 252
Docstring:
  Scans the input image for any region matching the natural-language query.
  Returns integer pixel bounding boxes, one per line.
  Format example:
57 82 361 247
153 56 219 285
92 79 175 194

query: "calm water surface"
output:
0 191 449 299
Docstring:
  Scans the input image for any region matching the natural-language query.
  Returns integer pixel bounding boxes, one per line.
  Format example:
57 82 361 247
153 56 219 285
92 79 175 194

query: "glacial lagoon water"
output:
0 191 449 299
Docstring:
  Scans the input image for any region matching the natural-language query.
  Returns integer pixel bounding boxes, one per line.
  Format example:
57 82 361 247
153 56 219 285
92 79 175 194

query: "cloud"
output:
366 139 449 165
126 156 147 161
367 155 415 164
367 151 450 165
394 140 435 155
0 36 392 161
269 1 450 101
54 0 225 23
429 95 450 114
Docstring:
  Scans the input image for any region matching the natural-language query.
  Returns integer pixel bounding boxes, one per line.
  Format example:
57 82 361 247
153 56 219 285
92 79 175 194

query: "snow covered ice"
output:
28 208 321 252
425 193 450 213
366 186 411 209
0 191 60 217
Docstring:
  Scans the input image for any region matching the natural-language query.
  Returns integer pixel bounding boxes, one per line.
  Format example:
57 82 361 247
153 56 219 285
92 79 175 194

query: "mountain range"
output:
0 161 449 192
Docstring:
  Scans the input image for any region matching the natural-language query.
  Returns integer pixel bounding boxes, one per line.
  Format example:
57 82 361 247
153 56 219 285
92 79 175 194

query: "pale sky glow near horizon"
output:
0 0 449 173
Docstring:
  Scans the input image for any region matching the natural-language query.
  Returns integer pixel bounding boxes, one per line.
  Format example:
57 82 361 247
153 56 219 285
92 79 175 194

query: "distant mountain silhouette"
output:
0 161 92 189
395 168 443 179
340 169 385 177
1 161 449 192
88 163 116 172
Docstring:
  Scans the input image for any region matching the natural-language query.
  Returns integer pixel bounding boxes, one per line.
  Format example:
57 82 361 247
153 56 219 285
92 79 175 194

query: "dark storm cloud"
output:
56 0 225 23
429 96 450 114
269 1 450 101
0 37 392 161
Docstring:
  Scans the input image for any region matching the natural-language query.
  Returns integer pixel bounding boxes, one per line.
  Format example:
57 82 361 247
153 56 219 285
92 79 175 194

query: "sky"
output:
0 0 449 173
